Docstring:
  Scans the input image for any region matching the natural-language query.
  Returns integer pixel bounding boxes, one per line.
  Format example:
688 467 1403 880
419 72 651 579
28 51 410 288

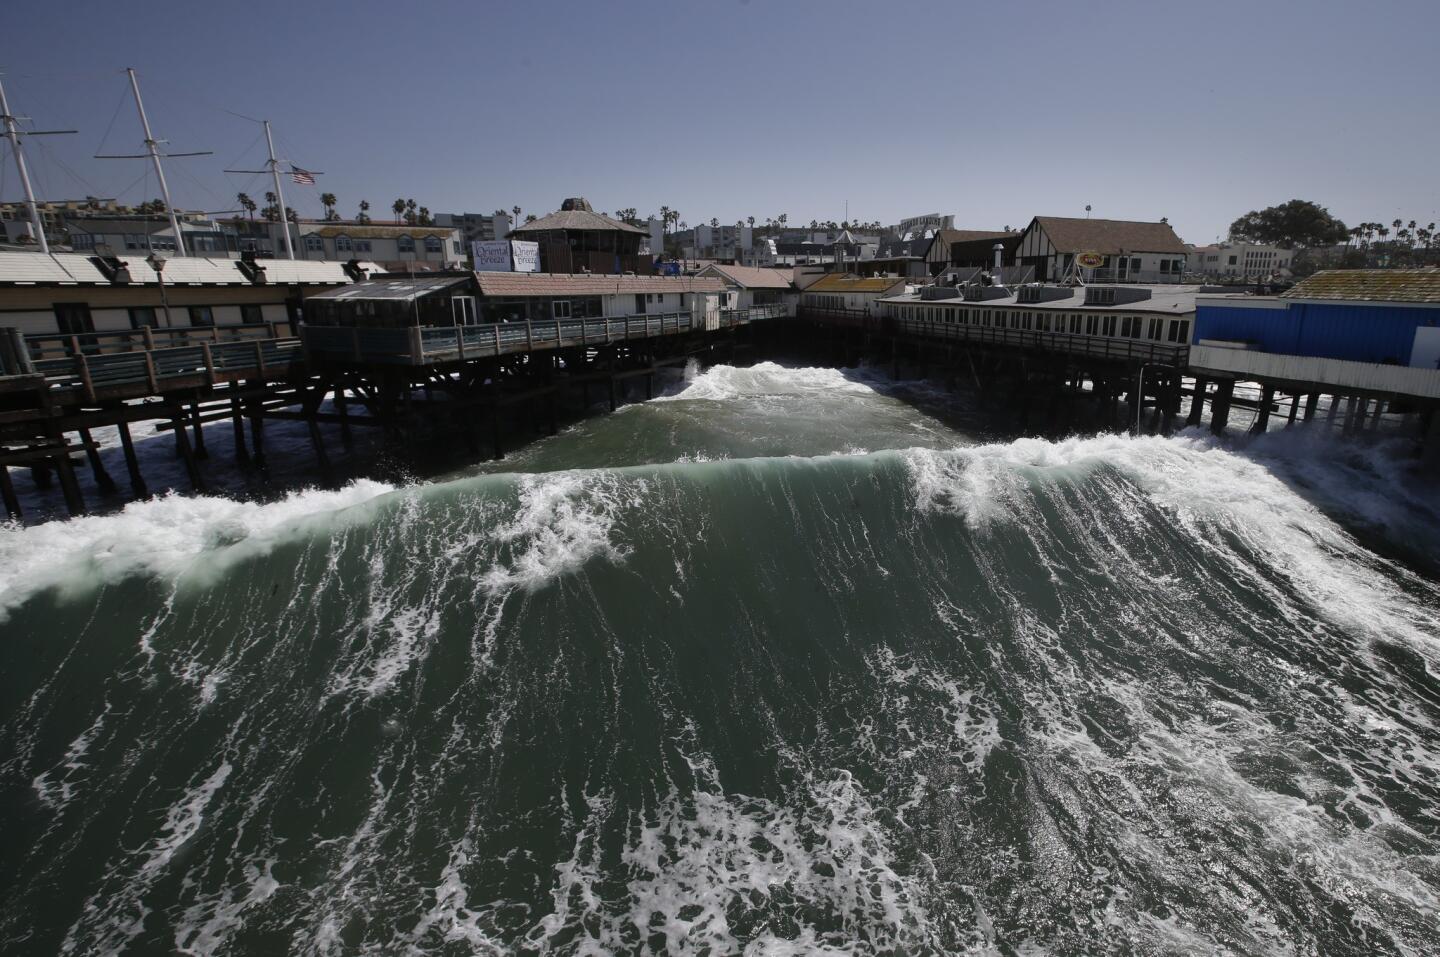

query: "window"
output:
1102 315 1117 337
335 234 353 252
53 303 95 335
1085 315 1099 336
424 236 442 253
635 294 647 313
552 300 571 319
453 241 463 255
71 233 96 250
1168 319 1191 343
305 234 324 253
188 306 215 327
1146 318 1163 341
397 235 415 253
128 307 159 329
354 239 372 253
1131 257 1142 272
241 304 264 325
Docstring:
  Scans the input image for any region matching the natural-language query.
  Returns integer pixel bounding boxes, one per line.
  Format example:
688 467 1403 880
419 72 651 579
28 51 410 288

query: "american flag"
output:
290 166 316 186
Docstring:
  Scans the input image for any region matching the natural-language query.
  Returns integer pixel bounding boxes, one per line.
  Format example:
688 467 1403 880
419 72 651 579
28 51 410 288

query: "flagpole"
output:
265 120 295 260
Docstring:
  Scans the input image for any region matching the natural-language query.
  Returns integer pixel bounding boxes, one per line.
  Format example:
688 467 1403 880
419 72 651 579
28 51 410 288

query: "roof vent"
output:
1017 285 1074 304
91 256 132 285
1084 286 1152 306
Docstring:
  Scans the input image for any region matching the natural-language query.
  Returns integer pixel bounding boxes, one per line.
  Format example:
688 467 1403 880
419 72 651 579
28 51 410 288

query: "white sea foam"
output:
658 361 881 403
481 470 632 594
0 479 396 620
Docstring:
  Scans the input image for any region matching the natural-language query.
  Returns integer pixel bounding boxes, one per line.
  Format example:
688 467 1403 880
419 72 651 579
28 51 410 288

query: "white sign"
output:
471 240 513 272
471 240 541 272
511 240 540 273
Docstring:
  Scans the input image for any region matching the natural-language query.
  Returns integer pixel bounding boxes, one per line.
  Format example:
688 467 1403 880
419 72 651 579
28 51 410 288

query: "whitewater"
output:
2 362 1439 955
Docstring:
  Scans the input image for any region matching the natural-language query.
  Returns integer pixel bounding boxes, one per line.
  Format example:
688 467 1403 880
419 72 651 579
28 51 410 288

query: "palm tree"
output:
512 205 521 226
237 192 257 220
404 198 418 226
659 205 672 238
393 199 406 222
747 215 755 230
357 200 371 224
320 192 337 221
417 206 432 226
710 217 719 228
263 192 279 222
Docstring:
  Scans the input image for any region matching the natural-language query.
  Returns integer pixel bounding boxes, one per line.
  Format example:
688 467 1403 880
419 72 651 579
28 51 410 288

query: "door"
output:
53 302 96 353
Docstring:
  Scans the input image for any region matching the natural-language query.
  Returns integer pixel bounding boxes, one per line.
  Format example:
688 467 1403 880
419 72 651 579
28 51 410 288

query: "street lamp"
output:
147 252 173 328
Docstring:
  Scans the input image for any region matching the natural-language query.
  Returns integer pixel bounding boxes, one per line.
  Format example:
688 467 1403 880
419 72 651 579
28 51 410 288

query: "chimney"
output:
993 242 1005 285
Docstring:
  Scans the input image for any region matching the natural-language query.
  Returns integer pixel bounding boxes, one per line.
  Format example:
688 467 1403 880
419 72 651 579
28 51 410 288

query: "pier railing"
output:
303 304 786 366
801 307 1189 365
24 321 293 360
27 336 305 401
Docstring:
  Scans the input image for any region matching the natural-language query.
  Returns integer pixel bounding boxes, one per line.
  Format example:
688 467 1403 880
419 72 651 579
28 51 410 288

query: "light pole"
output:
148 253 173 328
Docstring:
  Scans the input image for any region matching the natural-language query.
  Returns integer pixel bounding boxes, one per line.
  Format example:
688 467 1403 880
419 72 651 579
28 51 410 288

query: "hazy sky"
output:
4 0 1437 245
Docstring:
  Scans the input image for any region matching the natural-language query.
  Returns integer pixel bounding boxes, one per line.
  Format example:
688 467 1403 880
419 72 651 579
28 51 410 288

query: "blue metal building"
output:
1196 269 1440 366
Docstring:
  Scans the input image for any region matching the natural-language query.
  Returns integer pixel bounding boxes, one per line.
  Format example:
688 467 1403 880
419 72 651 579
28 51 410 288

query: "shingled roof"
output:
934 229 1016 245
804 273 908 294
698 263 794 290
1029 217 1187 254
511 209 648 235
1281 268 1440 303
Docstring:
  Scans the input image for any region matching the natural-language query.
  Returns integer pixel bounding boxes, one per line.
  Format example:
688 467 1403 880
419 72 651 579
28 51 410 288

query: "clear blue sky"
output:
4 0 1437 245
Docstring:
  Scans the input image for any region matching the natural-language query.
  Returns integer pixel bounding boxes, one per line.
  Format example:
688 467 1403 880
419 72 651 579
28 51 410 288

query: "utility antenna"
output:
225 119 323 261
0 75 77 254
95 68 213 257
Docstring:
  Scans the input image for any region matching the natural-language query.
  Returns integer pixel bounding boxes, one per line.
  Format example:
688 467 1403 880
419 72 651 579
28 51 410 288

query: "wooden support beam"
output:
1210 380 1234 436
77 428 118 495
304 388 334 486
170 403 206 493
115 419 149 499
1251 384 1274 434
0 463 21 520
190 402 209 460
1187 375 1208 426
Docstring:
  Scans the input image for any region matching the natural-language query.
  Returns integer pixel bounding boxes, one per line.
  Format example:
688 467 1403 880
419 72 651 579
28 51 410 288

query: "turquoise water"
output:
2 363 1439 955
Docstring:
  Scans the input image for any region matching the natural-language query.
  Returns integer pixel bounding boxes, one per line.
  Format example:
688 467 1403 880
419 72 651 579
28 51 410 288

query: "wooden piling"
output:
1210 380 1234 435
1187 376 1208 426
170 404 206 492
333 382 355 451
115 419 149 499
0 464 21 520
304 391 334 486
1303 392 1319 422
230 392 250 463
77 428 118 495
54 446 84 516
190 402 209 460
1251 384 1274 434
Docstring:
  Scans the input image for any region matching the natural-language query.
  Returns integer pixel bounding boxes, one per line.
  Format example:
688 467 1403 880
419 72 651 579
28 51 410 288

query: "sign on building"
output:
472 240 512 271
471 240 541 272
511 240 539 273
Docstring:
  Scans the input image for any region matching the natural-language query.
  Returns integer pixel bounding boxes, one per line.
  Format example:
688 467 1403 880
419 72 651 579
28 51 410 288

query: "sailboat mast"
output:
0 77 52 254
126 67 188 257
264 121 295 260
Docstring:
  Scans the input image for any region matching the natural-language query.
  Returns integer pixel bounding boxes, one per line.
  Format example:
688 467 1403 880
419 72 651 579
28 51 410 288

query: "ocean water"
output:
2 362 1439 955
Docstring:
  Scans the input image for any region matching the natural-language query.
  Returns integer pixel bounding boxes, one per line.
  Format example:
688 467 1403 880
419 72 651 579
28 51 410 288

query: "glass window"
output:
424 236 442 253
397 235 415 253
241 304 264 325
128 307 158 329
188 306 215 327
354 239 372 253
552 300 571 319
335 234 353 252
304 234 324 252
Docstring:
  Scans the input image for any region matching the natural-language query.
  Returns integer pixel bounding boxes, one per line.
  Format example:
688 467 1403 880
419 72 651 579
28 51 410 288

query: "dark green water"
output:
2 362 1439 955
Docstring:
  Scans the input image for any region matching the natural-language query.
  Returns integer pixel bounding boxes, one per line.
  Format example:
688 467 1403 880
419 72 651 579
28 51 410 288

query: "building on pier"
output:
800 274 911 315
696 264 797 315
1190 269 1440 402
509 198 653 275
874 283 1197 363
1015 216 1189 283
0 250 369 336
304 271 729 328
923 229 1021 276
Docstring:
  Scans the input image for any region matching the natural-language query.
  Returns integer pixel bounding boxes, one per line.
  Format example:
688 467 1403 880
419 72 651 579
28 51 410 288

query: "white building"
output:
1191 241 1293 279
433 211 512 244
696 263 797 315
224 219 464 270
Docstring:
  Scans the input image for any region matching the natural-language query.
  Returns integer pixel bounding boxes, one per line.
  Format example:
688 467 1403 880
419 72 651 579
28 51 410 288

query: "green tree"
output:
357 200 371 224
1228 199 1348 249
236 192 257 220
393 198 407 221
320 192 337 220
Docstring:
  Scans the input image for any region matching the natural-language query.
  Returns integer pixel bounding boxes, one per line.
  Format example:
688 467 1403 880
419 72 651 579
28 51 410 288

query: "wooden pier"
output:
0 308 780 519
